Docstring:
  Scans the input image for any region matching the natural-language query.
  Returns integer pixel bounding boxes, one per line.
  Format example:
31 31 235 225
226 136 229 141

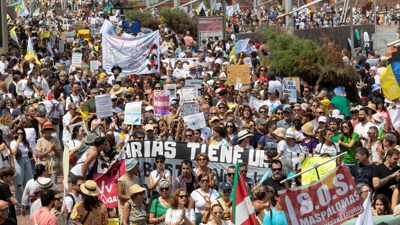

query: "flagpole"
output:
280 152 347 185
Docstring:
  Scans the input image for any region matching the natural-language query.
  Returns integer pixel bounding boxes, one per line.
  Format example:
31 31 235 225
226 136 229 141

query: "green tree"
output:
258 29 361 103
159 7 197 36
124 10 160 31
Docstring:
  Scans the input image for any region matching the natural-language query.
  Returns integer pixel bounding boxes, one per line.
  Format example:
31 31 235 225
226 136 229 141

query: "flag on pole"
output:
10 27 19 44
99 19 116 35
231 161 257 225
197 2 206 11
11 1 23 11
20 2 30 16
25 37 41 66
225 5 234 17
234 39 250 54
233 3 240 13
103 2 114 13
214 3 222 10
32 7 40 16
381 61 400 101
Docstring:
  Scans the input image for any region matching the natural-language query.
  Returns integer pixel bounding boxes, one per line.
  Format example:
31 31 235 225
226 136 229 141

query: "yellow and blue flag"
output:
381 61 400 101
103 2 113 13
11 1 23 11
25 37 41 66
10 26 18 44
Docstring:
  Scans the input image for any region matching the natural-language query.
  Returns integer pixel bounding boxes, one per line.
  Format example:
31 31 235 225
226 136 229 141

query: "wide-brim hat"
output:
301 122 314 136
110 84 124 95
129 184 146 195
80 180 100 196
273 128 286 139
372 112 383 123
366 102 376 112
41 121 56 133
237 129 253 142
111 65 122 73
37 177 54 190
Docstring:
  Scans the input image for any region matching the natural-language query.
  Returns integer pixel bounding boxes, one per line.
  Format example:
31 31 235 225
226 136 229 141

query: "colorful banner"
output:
102 31 160 75
124 102 142 125
94 160 126 208
154 90 170 115
301 157 336 185
279 164 364 225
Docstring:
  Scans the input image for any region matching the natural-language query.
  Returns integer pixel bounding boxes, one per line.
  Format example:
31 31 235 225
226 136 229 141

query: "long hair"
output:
71 125 82 140
34 164 45 180
170 188 189 209
0 113 13 127
82 194 103 211
241 105 253 120
373 194 393 215
319 128 333 144
15 127 29 147
340 121 354 137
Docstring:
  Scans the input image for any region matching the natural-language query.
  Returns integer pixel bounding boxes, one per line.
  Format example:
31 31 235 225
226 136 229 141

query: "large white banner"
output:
102 31 160 75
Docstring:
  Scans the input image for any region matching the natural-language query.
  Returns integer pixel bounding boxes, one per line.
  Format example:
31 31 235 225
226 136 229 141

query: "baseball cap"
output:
220 182 232 191
145 106 154 112
145 124 154 131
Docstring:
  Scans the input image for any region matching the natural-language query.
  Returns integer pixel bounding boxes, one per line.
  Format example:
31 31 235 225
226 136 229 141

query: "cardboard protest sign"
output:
279 164 363 225
90 60 99 72
71 53 82 68
301 157 337 185
180 88 198 103
124 102 142 125
183 112 206 130
154 91 170 115
226 65 250 85
185 80 202 89
283 80 297 103
181 103 199 117
95 94 113 118
166 84 176 98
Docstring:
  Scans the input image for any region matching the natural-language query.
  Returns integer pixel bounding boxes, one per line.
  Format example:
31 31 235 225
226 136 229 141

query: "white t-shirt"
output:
10 140 30 157
190 189 219 213
62 113 73 143
165 208 195 224
65 94 82 110
277 140 306 157
68 139 82 150
64 192 82 225
25 128 37 155
149 170 171 193
354 122 374 146
264 99 281 116
315 143 340 156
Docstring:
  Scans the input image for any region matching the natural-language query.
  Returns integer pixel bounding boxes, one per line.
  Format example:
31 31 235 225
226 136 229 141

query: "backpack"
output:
48 101 61 125
66 194 76 220
69 144 91 166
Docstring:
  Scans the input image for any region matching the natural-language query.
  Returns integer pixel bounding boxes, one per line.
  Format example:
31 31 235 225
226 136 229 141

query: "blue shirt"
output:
263 207 288 225
258 134 277 150
277 119 293 130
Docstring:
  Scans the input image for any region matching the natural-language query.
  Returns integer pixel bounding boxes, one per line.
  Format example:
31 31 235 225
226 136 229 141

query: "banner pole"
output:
280 152 347 184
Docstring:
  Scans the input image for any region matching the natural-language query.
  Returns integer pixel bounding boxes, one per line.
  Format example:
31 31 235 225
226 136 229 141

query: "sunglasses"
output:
342 126 349 129
272 168 282 172
241 170 247 173
223 189 232 194
210 113 217 115
276 113 283 115
156 160 164 164
186 134 193 137
0 208 9 212
160 187 169 192
179 195 188 199
198 158 207 161
219 107 226 109
136 136 145 140
54 197 63 201
200 179 209 183
227 173 234 177
226 125 233 128
205 98 210 100
259 111 266 114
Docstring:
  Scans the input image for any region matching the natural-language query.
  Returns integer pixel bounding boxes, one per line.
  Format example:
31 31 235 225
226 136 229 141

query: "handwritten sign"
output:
58 40 65 52
124 102 142 125
283 80 297 103
71 53 82 68
301 157 337 185
166 84 176 98
226 65 250 85
180 88 198 103
95 94 113 118
181 103 200 117
154 91 170 115
90 60 99 72
183 112 207 130
185 80 202 89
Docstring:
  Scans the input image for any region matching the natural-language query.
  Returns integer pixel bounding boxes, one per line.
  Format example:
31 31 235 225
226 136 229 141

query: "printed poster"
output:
154 90 170 115
124 102 142 125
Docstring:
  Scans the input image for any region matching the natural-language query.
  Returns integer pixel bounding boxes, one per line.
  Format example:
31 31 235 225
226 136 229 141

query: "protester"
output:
122 184 147 225
165 188 196 225
61 175 85 225
30 189 59 225
149 180 172 225
0 167 17 223
262 187 288 225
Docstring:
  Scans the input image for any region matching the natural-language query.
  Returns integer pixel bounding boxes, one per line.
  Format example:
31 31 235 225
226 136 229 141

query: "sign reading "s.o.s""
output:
279 164 364 225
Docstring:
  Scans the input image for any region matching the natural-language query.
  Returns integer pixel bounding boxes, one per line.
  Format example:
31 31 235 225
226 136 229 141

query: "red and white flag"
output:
232 161 258 225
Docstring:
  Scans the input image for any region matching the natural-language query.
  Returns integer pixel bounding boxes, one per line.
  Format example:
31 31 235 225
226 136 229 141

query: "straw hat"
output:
273 128 286 139
80 180 100 196
366 102 376 112
301 122 314 136
129 184 146 196
372 113 383 123
37 177 54 190
40 121 56 133
110 84 124 95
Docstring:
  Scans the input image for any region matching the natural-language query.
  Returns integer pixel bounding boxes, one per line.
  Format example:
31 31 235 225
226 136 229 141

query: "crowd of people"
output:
0 0 400 225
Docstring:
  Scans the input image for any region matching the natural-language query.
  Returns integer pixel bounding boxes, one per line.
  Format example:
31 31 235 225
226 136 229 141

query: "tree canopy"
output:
125 10 160 31
159 7 197 36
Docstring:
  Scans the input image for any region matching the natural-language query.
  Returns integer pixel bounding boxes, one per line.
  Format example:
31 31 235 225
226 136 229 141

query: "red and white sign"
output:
94 160 126 208
279 164 364 225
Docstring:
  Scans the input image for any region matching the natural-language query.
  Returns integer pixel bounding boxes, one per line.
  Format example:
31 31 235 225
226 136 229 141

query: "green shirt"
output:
340 132 359 164
330 96 351 117
150 197 170 224
332 132 342 143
